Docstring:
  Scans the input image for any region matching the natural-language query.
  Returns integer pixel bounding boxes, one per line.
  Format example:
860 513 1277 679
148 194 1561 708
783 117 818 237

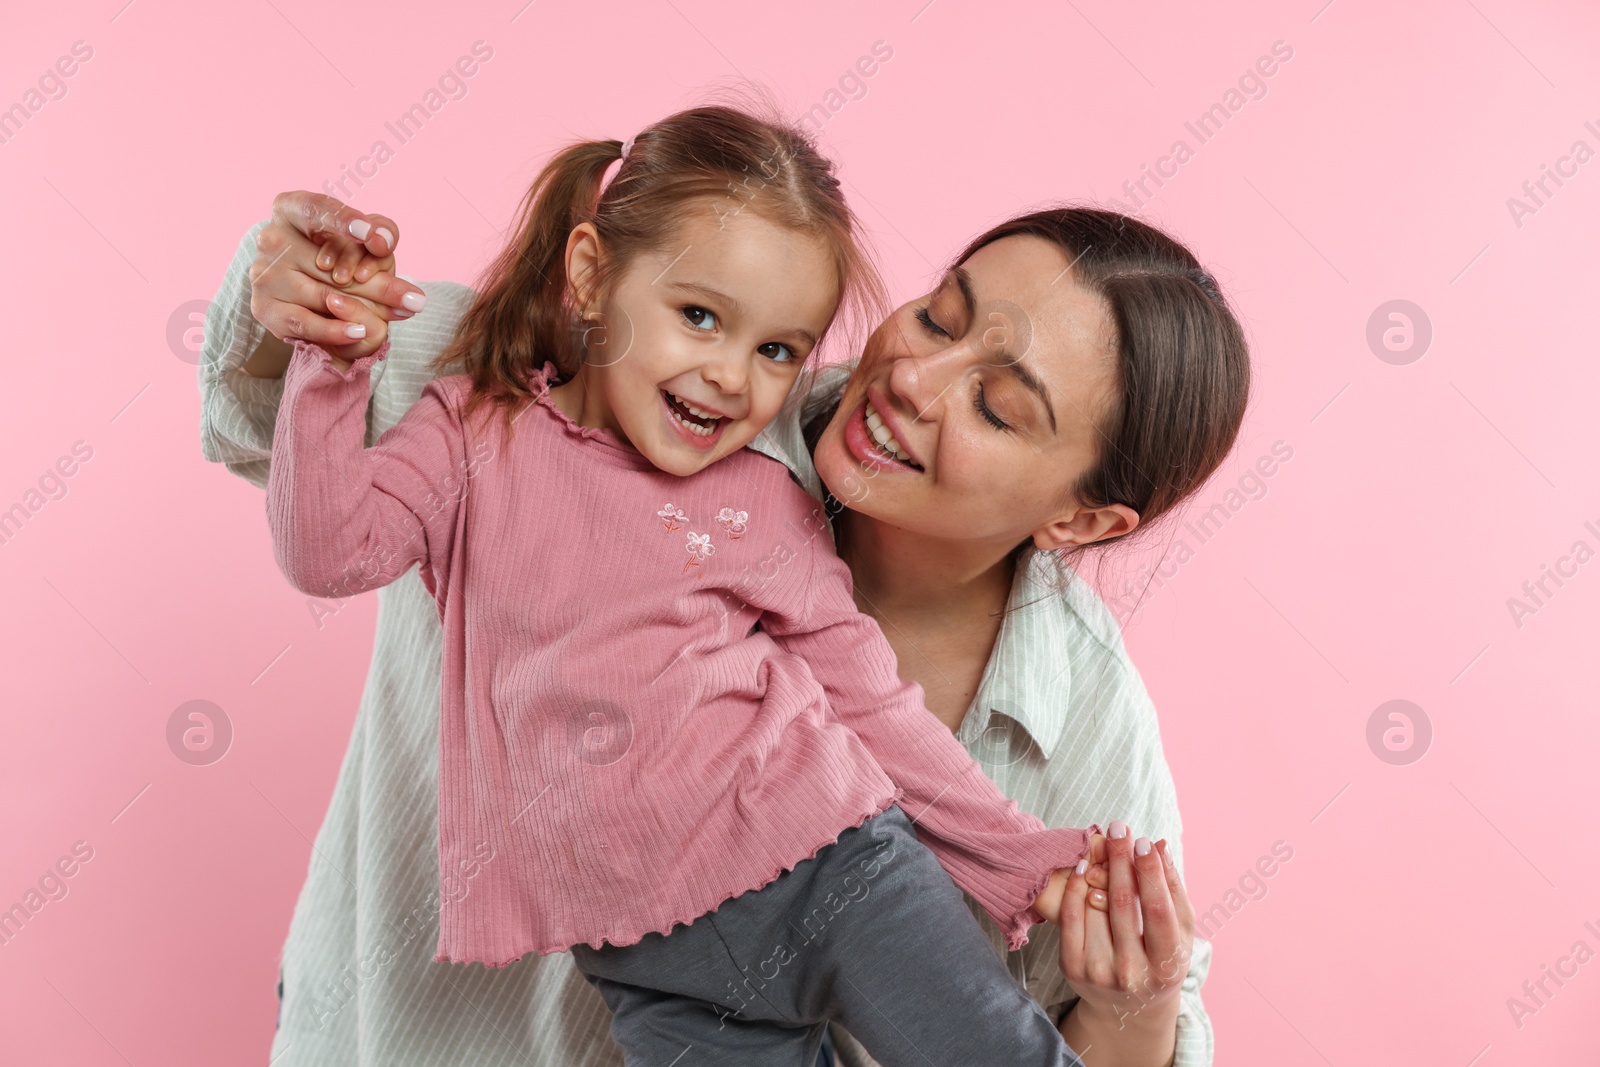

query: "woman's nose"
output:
887 339 967 422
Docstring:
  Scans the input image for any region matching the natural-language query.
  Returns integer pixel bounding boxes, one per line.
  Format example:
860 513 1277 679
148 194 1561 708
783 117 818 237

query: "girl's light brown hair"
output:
431 105 885 438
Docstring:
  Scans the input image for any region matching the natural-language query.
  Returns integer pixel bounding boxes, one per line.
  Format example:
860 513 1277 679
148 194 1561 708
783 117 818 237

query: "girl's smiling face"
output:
814 234 1135 552
560 203 840 478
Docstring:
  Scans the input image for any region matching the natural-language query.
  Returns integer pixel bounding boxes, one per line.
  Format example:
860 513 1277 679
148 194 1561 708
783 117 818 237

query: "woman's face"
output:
813 234 1130 553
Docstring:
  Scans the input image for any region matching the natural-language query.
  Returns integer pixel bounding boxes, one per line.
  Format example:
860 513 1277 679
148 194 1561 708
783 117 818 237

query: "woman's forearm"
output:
1061 998 1178 1067
240 332 293 379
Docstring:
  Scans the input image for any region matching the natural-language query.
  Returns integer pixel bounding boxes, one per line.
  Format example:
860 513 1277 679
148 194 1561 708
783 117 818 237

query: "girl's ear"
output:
1032 502 1140 552
565 222 603 315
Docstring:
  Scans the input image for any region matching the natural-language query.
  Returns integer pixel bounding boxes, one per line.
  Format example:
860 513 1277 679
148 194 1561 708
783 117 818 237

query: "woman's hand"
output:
247 191 425 364
1057 821 1195 1066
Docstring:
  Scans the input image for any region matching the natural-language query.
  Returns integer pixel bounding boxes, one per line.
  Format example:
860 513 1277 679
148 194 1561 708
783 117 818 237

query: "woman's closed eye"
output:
682 306 718 332
914 304 951 339
973 381 1008 430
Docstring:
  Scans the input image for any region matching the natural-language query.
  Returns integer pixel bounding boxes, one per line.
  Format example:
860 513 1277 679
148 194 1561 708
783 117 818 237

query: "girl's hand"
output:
249 191 425 355
1034 834 1112 923
316 290 389 370
1058 822 1195 1051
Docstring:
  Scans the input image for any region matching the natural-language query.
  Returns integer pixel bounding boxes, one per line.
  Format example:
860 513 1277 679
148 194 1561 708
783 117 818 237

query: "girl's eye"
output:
758 342 797 364
682 306 718 331
914 305 951 339
974 382 1008 430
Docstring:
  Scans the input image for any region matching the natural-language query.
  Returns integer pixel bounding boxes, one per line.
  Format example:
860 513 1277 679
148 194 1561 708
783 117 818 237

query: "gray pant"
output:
569 804 1085 1066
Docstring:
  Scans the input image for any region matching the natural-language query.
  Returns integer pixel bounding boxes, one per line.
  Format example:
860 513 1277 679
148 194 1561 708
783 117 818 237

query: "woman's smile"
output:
842 389 924 473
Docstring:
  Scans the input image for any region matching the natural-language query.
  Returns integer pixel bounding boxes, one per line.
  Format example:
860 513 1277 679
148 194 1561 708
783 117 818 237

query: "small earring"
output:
580 314 608 354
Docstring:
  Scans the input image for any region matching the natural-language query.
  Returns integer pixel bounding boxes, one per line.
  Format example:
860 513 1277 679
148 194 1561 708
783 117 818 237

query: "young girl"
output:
266 106 1099 1064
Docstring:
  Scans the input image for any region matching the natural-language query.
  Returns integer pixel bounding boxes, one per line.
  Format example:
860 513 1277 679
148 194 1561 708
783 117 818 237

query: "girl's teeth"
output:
668 403 716 436
670 392 717 420
673 410 713 436
666 391 719 437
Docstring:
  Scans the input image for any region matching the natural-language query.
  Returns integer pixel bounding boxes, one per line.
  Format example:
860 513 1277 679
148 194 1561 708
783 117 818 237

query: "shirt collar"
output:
956 549 1079 762
746 362 847 503
749 413 821 500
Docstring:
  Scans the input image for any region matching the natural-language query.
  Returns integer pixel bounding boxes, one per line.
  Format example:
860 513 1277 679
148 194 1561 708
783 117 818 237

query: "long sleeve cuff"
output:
1170 934 1215 1065
292 337 391 381
198 220 280 487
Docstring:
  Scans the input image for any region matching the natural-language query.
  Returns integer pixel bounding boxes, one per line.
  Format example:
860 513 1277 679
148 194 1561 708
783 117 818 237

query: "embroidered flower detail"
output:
657 503 688 532
684 531 716 574
715 506 749 540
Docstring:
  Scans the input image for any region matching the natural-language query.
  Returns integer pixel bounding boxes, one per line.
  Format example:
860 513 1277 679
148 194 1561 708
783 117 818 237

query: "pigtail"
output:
431 139 624 437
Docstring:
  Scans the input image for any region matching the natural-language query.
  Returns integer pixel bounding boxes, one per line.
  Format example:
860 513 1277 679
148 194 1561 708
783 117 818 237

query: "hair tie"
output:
595 136 634 206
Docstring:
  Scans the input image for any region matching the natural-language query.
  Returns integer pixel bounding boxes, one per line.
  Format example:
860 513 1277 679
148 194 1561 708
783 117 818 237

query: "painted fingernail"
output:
401 291 427 312
1074 859 1088 876
393 307 414 319
1135 837 1151 857
348 218 371 240
1109 820 1129 839
375 226 395 249
345 324 366 339
1158 839 1175 868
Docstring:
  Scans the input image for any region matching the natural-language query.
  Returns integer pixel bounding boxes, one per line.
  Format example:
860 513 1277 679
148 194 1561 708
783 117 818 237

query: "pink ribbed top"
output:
266 339 1096 964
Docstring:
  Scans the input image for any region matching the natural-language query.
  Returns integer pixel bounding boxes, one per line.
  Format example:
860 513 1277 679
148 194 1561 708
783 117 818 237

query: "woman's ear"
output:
565 222 603 316
1032 502 1140 552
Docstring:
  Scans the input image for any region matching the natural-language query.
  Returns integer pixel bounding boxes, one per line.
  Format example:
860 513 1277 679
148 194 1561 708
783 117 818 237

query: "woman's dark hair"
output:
430 104 885 441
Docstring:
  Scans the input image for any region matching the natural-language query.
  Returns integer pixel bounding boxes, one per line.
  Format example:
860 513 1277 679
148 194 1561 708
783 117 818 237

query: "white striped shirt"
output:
198 222 1213 1066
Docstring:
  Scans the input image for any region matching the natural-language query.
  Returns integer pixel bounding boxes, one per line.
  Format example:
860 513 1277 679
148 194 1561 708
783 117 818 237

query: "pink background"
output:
2 0 1597 1062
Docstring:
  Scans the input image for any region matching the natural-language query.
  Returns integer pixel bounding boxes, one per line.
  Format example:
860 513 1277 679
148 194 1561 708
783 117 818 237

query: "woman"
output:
200 184 1242 1065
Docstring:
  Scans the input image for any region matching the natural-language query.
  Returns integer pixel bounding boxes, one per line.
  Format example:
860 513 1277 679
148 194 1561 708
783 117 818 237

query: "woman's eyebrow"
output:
955 266 1056 432
951 267 977 319
1007 359 1057 433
